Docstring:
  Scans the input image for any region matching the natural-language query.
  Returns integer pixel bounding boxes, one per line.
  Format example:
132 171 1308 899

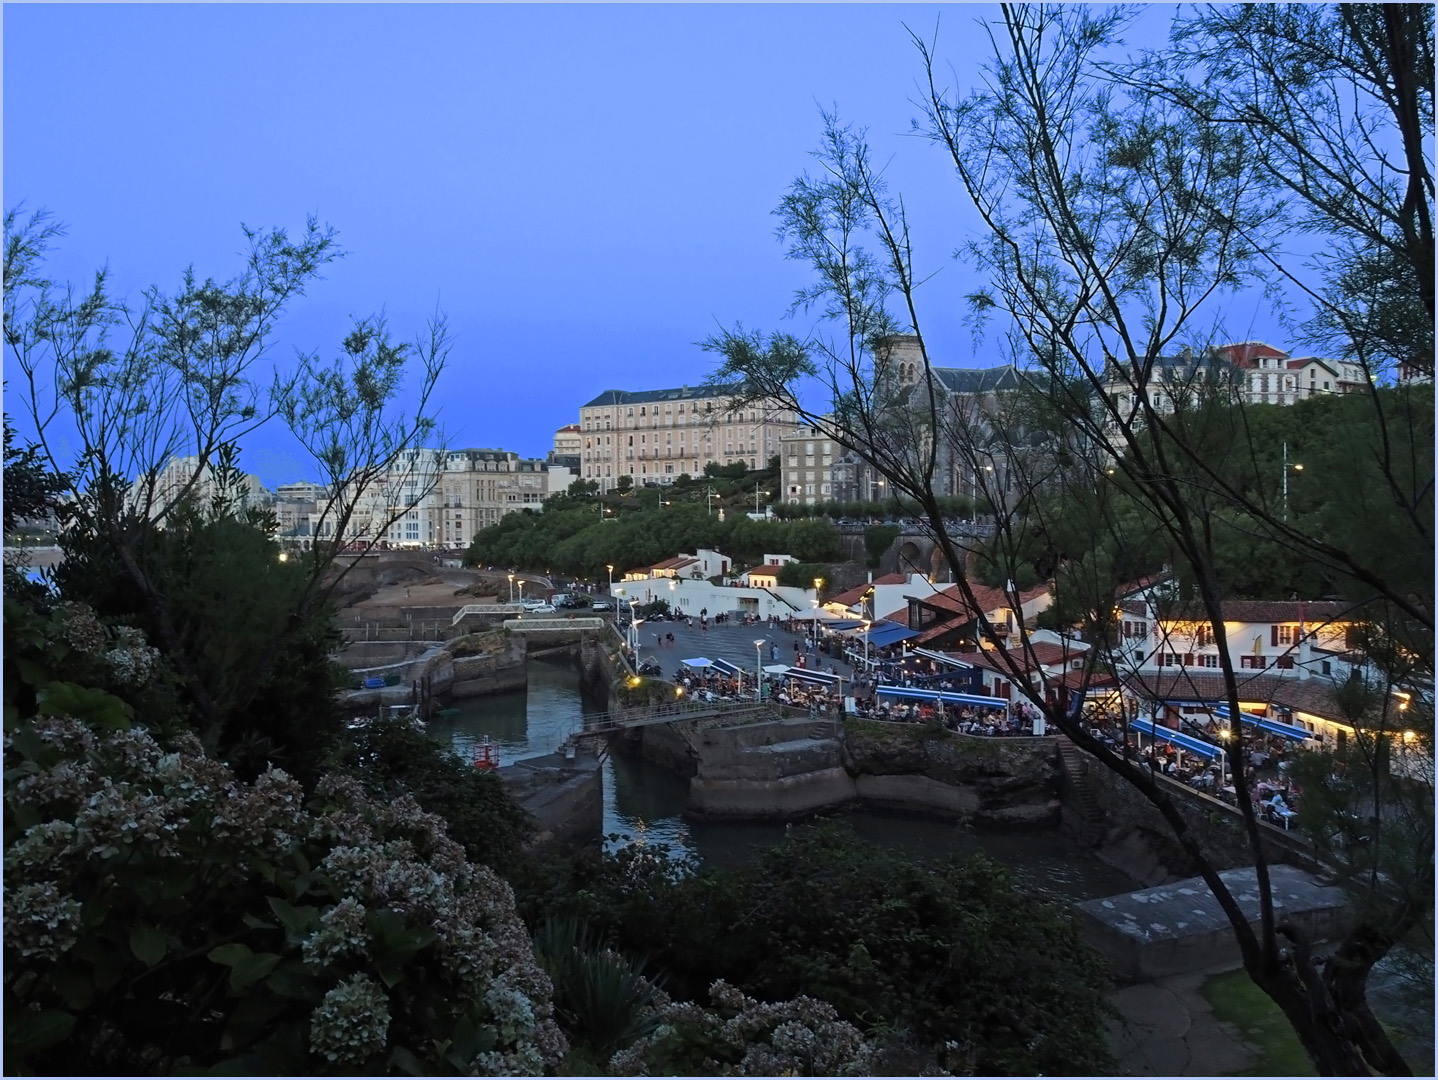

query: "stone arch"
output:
929 545 950 583
898 540 923 575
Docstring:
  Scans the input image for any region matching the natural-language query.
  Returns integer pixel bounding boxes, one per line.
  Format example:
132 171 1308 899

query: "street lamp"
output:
517 579 526 603
606 563 614 596
1281 442 1303 522
507 573 515 602
812 576 824 652
628 598 639 652
754 638 766 699
861 618 871 672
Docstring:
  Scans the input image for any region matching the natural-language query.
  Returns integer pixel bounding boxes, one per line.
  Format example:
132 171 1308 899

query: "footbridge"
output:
554 698 775 759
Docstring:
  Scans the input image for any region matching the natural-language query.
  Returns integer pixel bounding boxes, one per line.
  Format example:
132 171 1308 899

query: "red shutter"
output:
1183 653 1194 667
1277 656 1294 670
1124 621 1132 637
1271 624 1280 646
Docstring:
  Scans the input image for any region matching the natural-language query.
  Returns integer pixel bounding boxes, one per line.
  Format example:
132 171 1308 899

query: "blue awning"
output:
1212 706 1314 742
710 657 743 677
908 647 975 669
1130 716 1223 759
778 667 842 686
858 623 921 647
827 619 864 631
876 684 1008 711
680 657 714 668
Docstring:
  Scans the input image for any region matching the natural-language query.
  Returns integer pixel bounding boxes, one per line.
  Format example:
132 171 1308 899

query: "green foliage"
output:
3 718 566 1075
531 917 662 1058
325 714 532 872
465 497 844 580
53 497 346 784
2 414 69 536
511 824 1114 1074
609 979 874 1077
862 523 899 568
775 561 832 590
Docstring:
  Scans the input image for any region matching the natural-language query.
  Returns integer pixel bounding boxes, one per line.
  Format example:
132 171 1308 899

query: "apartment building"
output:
309 447 568 550
128 455 272 521
1099 341 1367 421
577 385 801 492
780 428 842 504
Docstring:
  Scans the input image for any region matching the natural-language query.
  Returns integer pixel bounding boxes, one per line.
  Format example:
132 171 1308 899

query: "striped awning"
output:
1130 716 1223 759
876 684 1007 711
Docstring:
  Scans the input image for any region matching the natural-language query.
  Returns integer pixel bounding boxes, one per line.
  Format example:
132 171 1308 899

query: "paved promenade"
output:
620 610 860 686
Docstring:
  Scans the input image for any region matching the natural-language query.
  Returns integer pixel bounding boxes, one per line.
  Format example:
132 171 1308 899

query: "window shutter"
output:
1271 624 1280 647
1183 653 1194 667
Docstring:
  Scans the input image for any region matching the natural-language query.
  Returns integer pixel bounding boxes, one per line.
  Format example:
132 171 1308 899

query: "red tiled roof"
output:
1119 671 1285 703
961 641 1080 674
828 584 868 608
910 582 1049 620
648 555 698 572
1216 600 1349 625
1114 570 1172 600
745 564 784 579
827 574 910 610
877 607 907 625
1216 341 1289 367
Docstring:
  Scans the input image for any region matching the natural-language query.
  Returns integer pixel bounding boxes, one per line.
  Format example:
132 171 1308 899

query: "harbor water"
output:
429 655 1136 902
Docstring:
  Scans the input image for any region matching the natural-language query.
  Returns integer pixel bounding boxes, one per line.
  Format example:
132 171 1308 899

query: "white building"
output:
577 384 801 493
613 549 815 620
128 455 272 522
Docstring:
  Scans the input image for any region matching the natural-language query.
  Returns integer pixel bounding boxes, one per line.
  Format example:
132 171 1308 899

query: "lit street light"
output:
1281 441 1304 522
812 576 824 652
606 563 614 597
861 618 871 673
507 572 515 603
754 638 766 699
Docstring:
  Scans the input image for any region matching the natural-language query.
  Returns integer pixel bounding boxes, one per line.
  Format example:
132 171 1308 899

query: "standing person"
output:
770 642 779 662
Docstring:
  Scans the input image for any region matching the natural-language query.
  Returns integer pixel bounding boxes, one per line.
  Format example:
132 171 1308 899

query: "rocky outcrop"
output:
841 723 1062 828
668 716 1064 827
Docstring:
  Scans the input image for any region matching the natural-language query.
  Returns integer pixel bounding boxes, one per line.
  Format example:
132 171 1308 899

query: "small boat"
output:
473 736 500 771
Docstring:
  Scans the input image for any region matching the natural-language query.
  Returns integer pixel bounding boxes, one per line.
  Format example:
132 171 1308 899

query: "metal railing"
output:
578 698 774 735
503 617 606 632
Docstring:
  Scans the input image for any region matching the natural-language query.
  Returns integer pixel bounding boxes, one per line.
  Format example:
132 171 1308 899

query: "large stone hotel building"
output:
578 385 801 492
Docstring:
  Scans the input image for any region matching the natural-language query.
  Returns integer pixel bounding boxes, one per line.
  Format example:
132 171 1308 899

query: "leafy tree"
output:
2 414 68 536
3 210 448 760
775 561 832 590
511 825 1114 1075
862 523 899 568
703 7 1432 1073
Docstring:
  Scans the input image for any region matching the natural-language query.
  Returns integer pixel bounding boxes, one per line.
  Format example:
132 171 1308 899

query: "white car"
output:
523 603 556 614
590 600 613 612
520 599 548 611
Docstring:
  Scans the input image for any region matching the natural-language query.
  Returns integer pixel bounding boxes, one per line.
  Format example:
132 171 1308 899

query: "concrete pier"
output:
1076 864 1350 982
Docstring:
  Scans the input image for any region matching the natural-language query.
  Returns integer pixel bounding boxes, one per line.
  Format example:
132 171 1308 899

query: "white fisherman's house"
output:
612 549 815 620
1103 579 1412 756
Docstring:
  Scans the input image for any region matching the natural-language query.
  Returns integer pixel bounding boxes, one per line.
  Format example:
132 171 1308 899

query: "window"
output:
1276 624 1299 645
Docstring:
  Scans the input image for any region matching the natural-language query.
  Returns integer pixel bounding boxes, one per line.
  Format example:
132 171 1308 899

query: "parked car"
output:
590 600 613 612
523 603 556 615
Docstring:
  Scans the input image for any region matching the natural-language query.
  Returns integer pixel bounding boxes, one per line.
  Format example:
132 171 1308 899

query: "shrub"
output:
3 716 565 1075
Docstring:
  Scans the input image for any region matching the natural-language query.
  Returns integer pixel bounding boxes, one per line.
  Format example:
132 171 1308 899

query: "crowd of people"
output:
1083 712 1305 827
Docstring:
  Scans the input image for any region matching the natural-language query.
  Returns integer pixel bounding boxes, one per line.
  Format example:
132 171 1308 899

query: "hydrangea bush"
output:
3 714 566 1075
608 979 873 1076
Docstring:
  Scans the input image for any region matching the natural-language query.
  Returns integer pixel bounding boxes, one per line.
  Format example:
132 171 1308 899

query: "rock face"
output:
841 724 1063 828
677 717 1064 827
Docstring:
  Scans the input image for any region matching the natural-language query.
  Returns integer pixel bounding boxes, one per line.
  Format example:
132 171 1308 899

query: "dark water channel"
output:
429 657 1136 902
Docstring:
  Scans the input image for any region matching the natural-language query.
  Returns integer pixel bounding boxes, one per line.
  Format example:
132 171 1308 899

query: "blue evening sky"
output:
5 3 1285 487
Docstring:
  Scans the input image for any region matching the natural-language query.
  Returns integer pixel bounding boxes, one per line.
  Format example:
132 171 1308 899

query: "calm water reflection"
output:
435 657 1135 902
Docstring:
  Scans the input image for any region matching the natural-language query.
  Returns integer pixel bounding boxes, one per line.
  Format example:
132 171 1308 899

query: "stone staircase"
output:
1056 737 1107 846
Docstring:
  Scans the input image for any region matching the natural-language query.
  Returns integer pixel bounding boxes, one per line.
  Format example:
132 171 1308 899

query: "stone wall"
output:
448 632 528 697
629 713 1067 826
841 722 1064 827
1075 754 1319 886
